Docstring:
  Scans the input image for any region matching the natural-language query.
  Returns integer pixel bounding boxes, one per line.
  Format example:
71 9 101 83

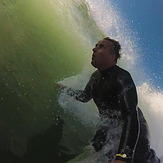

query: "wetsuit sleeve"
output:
65 72 96 102
115 73 140 162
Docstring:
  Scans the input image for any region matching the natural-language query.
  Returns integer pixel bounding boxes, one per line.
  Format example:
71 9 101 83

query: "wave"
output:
0 0 162 162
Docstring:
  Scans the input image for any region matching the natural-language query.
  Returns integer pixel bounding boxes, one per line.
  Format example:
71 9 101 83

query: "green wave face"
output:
0 0 104 161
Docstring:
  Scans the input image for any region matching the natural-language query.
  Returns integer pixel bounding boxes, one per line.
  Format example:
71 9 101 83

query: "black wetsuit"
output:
66 65 160 163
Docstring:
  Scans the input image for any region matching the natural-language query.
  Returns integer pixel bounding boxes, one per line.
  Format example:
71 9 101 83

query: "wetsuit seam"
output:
132 106 140 159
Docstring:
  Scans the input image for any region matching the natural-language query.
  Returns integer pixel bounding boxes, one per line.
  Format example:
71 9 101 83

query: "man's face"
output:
91 39 116 69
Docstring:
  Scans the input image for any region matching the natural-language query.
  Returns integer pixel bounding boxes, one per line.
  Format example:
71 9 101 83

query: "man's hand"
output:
111 161 126 163
57 83 66 89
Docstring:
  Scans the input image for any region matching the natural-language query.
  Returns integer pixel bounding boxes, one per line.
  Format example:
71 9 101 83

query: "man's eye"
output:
99 45 104 48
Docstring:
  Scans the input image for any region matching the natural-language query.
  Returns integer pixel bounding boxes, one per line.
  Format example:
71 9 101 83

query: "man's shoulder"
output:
116 66 133 83
116 66 131 77
91 70 100 77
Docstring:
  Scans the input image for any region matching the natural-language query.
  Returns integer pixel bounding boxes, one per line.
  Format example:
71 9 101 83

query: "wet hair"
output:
104 37 121 61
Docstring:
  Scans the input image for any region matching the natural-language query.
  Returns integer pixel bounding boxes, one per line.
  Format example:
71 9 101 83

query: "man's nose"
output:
92 47 96 52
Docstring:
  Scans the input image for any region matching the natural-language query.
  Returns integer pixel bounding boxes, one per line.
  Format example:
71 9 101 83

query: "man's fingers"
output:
57 83 62 87
57 83 66 89
57 83 63 88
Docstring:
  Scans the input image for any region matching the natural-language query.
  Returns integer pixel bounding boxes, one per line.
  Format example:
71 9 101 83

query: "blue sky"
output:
112 0 163 90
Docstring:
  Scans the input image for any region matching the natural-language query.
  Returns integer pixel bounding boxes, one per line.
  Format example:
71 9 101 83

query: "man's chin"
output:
91 60 97 68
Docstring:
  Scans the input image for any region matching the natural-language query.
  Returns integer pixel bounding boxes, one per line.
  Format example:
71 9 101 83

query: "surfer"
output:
57 37 160 163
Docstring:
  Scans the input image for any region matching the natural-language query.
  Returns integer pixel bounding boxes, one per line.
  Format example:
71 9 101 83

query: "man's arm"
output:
115 72 140 163
57 72 97 102
65 81 92 102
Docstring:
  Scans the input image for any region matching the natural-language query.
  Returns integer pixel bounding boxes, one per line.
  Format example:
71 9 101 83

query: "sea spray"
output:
138 83 163 157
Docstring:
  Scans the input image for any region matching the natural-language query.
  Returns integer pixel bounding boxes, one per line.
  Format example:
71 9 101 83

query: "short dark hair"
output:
104 37 121 61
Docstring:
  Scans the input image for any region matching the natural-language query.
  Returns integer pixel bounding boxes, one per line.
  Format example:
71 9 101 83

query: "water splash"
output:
138 83 163 157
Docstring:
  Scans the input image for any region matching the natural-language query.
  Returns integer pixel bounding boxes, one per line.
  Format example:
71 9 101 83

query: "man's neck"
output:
98 63 116 71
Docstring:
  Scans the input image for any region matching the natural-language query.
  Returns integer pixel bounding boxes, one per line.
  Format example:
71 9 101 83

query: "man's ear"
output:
111 54 116 60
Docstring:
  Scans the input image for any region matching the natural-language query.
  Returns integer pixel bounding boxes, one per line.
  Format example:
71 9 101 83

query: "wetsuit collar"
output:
100 65 117 78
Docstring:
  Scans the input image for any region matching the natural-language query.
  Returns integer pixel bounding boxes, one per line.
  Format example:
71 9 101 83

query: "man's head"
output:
91 37 121 70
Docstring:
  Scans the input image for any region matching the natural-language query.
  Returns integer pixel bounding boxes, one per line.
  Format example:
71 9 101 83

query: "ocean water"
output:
0 0 162 162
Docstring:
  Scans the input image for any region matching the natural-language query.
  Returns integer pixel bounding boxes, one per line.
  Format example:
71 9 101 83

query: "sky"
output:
111 0 163 90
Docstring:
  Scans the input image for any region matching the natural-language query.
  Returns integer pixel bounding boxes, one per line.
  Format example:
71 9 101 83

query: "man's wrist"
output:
115 146 134 163
115 154 130 162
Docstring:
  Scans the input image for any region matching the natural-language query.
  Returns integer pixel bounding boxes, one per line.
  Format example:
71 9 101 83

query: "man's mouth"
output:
92 54 95 60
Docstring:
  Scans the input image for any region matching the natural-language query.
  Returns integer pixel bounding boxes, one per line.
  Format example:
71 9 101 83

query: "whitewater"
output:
58 0 163 162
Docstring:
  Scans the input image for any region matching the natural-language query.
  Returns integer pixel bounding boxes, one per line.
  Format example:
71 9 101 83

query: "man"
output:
57 37 160 163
